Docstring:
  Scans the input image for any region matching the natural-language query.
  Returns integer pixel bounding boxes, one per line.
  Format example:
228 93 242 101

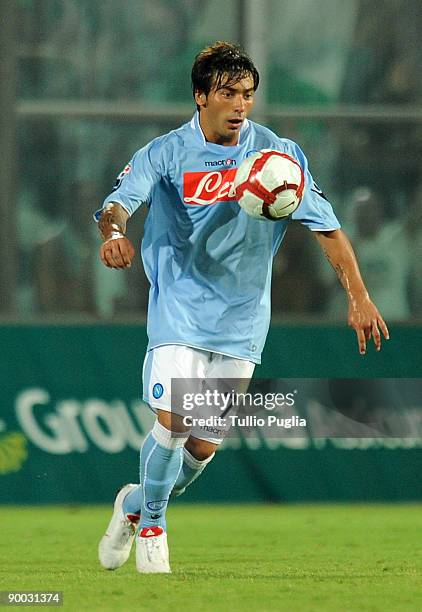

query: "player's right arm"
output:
95 138 166 268
98 202 135 269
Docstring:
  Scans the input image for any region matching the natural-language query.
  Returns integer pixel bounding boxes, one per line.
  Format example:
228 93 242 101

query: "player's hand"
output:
348 294 389 355
100 235 135 269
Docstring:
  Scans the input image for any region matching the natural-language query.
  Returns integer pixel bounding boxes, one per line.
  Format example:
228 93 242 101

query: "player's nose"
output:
233 94 246 113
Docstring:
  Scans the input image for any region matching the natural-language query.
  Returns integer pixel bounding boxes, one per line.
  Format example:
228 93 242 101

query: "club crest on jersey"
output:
112 162 132 191
183 169 237 206
152 383 164 399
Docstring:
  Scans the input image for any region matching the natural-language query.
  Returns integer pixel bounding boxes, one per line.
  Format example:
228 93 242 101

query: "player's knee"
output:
185 436 218 461
157 410 190 433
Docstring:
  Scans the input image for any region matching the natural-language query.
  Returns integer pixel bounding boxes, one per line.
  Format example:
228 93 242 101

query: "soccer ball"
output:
234 150 305 220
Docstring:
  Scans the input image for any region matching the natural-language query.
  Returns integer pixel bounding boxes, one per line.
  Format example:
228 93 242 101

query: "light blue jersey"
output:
95 113 340 363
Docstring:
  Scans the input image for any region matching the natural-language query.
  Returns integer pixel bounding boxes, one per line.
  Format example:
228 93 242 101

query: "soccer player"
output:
96 42 389 574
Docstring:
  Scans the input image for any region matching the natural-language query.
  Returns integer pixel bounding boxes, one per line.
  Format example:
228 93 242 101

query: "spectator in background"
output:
32 181 99 314
19 179 133 317
340 0 422 106
272 223 326 316
17 188 66 314
407 184 422 318
334 0 422 216
17 0 207 102
34 179 153 318
15 0 206 319
322 187 412 321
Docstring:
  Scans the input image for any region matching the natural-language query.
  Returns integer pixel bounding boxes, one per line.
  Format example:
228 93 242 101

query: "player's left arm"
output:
313 228 389 354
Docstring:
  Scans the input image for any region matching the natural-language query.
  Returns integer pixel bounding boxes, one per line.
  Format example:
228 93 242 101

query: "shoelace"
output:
118 519 136 544
145 536 163 560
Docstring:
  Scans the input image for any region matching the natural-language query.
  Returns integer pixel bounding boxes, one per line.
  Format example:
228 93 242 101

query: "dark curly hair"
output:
191 41 259 110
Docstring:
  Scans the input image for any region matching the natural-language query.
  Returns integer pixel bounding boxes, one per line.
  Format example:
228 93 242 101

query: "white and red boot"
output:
136 526 171 574
98 484 140 570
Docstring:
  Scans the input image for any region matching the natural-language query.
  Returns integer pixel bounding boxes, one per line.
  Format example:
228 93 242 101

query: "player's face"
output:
195 75 255 146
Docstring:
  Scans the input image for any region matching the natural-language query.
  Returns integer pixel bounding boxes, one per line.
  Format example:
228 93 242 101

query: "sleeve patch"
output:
112 162 132 191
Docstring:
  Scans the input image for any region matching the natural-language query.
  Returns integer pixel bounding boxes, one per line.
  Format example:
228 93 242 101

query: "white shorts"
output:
142 345 255 444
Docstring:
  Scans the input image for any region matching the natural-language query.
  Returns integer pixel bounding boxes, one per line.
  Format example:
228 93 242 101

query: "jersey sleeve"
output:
285 140 341 231
93 139 164 221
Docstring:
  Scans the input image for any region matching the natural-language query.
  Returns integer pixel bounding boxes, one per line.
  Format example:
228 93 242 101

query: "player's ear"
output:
195 91 207 108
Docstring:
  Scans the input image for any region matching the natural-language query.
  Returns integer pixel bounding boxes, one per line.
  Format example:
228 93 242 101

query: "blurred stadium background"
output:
0 0 421 507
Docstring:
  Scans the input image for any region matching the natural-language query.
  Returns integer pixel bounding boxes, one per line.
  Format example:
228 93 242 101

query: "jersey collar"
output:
190 111 250 147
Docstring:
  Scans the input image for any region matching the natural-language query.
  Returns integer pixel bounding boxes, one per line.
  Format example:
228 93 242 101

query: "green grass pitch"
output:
0 504 421 611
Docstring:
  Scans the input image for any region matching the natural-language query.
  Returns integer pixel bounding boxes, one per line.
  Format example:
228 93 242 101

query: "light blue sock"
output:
171 448 215 498
122 485 142 516
123 426 196 517
138 420 188 530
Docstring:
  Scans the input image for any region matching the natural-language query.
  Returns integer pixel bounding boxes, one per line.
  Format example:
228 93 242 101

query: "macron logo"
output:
205 158 236 167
